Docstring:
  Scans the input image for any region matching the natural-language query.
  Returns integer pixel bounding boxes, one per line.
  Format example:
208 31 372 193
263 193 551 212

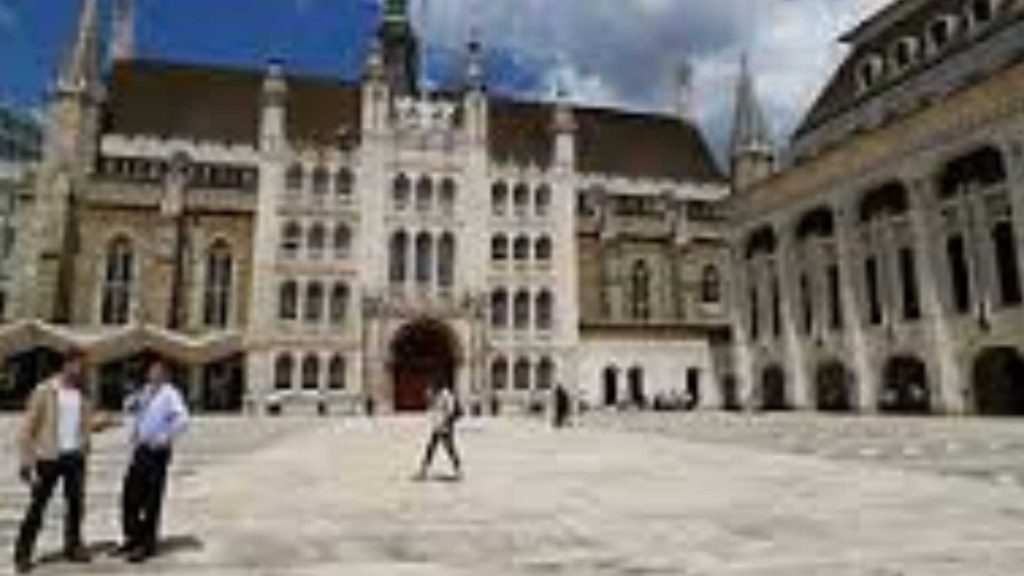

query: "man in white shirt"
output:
113 358 189 564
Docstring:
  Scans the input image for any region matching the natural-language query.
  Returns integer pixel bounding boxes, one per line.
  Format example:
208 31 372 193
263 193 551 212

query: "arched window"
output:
630 260 651 320
492 234 509 262
513 183 530 215
393 174 411 210
101 236 133 325
416 176 433 212
799 273 814 334
279 280 298 320
513 235 530 262
535 236 552 263
330 283 349 324
328 355 346 390
274 353 294 390
969 0 995 27
333 224 352 259
281 221 302 258
301 354 320 390
390 231 408 285
993 222 1022 306
491 356 509 390
304 282 324 323
335 168 353 198
536 357 554 390
437 233 455 289
535 185 552 217
491 181 508 216
415 232 432 284
491 289 508 329
899 247 922 320
535 290 553 331
514 289 530 330
514 357 531 390
203 240 233 328
701 265 721 304
312 165 329 197
308 222 326 259
440 178 456 214
947 235 971 314
286 163 304 192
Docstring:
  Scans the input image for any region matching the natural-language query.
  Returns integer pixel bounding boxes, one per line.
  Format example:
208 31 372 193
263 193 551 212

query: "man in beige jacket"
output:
13 349 109 574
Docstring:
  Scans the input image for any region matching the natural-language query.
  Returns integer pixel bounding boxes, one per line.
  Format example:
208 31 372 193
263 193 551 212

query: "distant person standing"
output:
414 383 463 481
552 383 572 429
14 349 110 574
114 358 190 564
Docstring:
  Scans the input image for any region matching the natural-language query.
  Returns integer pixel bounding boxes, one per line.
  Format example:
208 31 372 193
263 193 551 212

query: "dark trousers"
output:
15 452 85 562
120 445 171 553
420 427 461 473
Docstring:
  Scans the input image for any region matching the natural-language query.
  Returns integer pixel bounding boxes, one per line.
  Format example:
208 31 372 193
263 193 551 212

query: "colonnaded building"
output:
0 0 733 413
729 0 1024 415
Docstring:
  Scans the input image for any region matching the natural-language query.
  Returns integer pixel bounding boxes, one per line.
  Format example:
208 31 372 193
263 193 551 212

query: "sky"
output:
0 0 892 161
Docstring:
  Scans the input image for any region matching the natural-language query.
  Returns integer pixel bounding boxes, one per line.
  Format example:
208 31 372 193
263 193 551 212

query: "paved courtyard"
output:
3 413 1024 575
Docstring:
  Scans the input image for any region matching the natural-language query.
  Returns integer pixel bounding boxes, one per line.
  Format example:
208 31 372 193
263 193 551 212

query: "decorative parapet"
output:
101 134 259 164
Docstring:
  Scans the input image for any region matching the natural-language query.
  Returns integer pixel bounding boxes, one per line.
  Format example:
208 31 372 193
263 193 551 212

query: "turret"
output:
676 59 695 122
730 55 775 193
110 0 135 63
463 34 487 144
378 0 419 95
260 59 288 154
361 40 390 135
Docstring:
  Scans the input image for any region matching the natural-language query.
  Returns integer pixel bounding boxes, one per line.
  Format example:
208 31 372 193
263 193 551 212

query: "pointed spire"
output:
465 27 484 91
676 58 694 121
57 0 101 97
111 0 135 63
731 54 772 160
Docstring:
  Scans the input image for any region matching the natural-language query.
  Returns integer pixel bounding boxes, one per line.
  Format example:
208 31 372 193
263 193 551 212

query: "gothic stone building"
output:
728 0 1024 415
0 0 731 413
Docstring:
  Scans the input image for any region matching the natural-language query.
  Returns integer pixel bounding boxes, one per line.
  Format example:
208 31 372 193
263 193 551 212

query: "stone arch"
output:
972 347 1024 416
760 364 788 411
815 360 855 412
390 319 461 411
879 355 931 414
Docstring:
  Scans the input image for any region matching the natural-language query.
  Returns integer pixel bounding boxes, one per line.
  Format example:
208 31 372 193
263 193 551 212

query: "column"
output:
999 135 1024 302
833 199 876 412
907 175 964 414
726 240 756 410
776 227 812 410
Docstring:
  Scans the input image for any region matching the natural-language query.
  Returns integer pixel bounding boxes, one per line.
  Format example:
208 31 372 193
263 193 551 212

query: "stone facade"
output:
728 0 1024 415
2 0 730 414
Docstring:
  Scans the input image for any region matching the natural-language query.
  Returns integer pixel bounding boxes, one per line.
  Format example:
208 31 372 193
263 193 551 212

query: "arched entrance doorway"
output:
973 347 1024 416
761 365 788 411
816 361 854 412
879 356 930 414
390 319 458 412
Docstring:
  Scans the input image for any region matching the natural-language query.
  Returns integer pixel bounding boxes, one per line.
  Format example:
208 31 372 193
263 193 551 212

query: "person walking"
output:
113 358 190 564
552 383 572 429
414 383 462 481
13 349 109 574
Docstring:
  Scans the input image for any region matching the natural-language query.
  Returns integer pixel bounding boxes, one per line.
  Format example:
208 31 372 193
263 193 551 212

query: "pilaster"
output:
833 198 877 412
776 224 812 410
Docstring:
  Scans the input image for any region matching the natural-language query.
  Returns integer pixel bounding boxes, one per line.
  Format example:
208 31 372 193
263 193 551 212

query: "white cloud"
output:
410 0 897 159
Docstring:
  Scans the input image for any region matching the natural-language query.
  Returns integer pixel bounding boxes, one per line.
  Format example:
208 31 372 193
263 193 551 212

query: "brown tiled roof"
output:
104 60 722 181
575 107 721 182
489 98 722 182
104 60 361 146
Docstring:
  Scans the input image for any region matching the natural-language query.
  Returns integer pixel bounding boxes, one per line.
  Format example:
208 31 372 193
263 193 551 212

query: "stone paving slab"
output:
4 414 1024 574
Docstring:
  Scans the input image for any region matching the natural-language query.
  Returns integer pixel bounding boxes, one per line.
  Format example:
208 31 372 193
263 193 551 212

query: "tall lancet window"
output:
390 231 408 285
630 260 651 321
415 232 432 285
203 240 233 328
437 233 455 289
102 236 134 325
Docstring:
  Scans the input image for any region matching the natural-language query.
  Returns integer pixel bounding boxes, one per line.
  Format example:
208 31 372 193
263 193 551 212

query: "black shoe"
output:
109 542 136 557
14 557 32 574
126 548 154 564
64 547 91 563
